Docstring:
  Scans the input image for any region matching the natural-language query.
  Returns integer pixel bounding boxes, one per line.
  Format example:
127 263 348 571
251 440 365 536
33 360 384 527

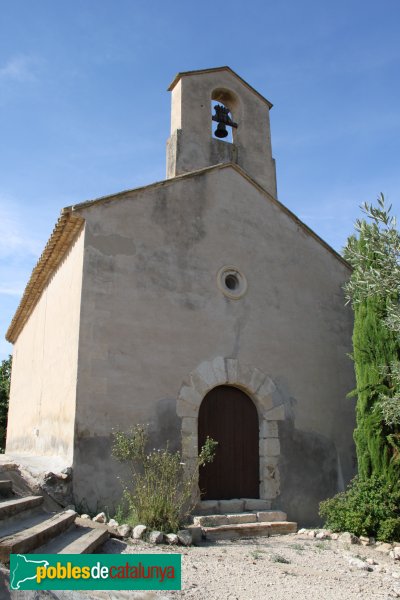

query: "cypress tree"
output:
320 198 400 540
349 233 400 485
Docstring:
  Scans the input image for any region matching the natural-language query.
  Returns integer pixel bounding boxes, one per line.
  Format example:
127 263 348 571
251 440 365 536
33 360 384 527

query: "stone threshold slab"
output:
196 498 272 514
203 521 297 541
194 510 287 527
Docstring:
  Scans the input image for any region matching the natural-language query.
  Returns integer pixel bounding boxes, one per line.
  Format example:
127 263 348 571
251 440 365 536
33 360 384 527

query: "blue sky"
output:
1 0 400 359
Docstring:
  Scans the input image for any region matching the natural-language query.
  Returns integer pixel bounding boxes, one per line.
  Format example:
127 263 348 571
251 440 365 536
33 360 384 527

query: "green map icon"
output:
10 554 49 590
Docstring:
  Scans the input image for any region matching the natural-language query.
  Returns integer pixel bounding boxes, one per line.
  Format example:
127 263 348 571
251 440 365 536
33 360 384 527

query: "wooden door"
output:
198 385 259 499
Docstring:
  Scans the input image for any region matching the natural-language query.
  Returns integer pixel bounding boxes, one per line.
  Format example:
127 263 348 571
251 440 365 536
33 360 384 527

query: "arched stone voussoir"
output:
189 357 228 396
263 403 285 421
177 385 203 418
181 357 280 411
233 363 261 394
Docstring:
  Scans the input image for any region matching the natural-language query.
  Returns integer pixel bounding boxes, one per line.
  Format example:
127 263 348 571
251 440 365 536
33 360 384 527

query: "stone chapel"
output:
5 67 356 525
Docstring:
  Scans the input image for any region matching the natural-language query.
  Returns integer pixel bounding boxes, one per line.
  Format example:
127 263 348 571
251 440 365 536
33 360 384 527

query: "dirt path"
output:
2 532 400 599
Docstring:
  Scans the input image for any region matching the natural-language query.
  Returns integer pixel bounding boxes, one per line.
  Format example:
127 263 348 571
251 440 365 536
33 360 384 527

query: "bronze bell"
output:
214 121 228 138
212 104 238 139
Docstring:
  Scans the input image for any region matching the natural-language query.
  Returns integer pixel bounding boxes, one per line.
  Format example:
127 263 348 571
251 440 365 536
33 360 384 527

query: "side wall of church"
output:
72 167 356 525
6 227 85 461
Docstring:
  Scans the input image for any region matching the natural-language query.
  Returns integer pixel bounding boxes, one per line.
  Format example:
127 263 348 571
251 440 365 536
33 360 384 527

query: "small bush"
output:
112 425 217 533
377 517 400 542
319 475 400 542
271 554 290 564
314 541 329 551
290 543 304 552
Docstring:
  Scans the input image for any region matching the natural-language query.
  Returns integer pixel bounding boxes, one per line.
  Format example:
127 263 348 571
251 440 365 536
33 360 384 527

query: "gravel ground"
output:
2 532 400 600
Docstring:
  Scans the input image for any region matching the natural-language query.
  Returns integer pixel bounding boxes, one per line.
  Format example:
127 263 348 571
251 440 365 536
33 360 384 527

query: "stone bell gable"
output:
166 66 277 197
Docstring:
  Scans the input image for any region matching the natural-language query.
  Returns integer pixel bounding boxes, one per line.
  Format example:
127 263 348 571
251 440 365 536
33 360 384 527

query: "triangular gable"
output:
6 162 350 343
167 66 273 109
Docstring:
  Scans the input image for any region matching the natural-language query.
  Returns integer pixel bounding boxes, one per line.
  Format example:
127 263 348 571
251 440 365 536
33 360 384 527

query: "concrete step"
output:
0 509 77 562
257 511 287 522
194 513 257 527
193 510 288 527
0 495 43 521
59 526 109 554
202 521 297 541
34 524 109 555
0 511 49 540
0 480 13 497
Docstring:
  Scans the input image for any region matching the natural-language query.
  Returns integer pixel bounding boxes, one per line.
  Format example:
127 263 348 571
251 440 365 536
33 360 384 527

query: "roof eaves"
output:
6 211 85 344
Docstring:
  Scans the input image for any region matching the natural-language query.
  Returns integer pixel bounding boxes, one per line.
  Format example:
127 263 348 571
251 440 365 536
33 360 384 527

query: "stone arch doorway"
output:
198 385 259 499
177 357 285 502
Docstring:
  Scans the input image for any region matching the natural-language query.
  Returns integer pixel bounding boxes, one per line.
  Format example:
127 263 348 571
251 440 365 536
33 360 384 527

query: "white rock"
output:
117 524 132 538
348 557 371 571
149 530 164 544
108 519 119 528
331 533 340 540
165 533 179 545
372 564 385 573
366 557 378 566
316 531 331 540
297 528 307 535
339 532 360 545
132 525 147 540
393 547 400 560
80 514 90 520
376 542 393 553
177 529 192 546
308 530 317 538
93 512 107 523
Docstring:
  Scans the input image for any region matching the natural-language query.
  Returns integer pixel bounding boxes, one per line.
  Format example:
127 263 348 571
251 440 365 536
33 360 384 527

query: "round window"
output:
217 266 247 299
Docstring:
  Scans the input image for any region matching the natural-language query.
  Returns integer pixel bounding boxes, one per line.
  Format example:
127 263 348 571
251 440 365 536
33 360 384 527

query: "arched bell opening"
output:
198 384 259 500
210 88 240 143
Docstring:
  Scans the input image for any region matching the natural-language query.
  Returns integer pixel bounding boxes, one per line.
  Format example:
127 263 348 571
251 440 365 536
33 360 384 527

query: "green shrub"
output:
377 517 400 542
112 425 217 533
319 475 400 541
0 355 11 453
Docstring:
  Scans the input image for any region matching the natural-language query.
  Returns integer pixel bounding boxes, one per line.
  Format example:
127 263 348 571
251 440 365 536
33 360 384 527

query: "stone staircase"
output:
192 499 297 541
0 475 109 563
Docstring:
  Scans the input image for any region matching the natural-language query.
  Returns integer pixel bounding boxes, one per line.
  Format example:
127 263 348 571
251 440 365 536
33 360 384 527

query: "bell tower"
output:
166 66 277 198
